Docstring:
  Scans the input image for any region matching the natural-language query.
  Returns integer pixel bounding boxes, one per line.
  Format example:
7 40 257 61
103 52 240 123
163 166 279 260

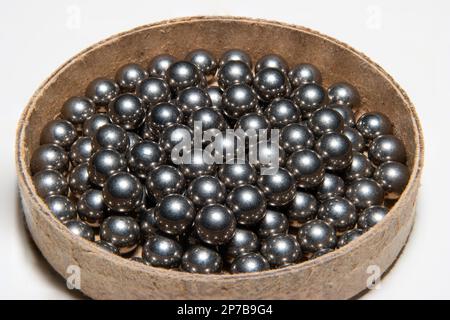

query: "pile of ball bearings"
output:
30 49 410 274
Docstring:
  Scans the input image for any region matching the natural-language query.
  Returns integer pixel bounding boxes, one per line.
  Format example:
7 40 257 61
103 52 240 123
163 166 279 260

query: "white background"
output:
1 0 449 299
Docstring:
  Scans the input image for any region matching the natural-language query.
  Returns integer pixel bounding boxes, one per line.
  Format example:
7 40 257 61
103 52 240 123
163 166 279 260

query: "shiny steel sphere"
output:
258 209 289 238
261 234 301 267
178 148 216 180
345 152 374 181
222 83 258 119
343 127 365 152
374 161 409 198
69 137 93 166
280 123 315 153
337 229 363 248
40 119 77 149
358 205 388 230
286 149 325 188
88 148 126 186
206 86 223 110
292 83 327 118
265 98 300 128
83 114 111 137
288 63 322 88
226 229 259 261
136 77 170 105
107 93 146 130
154 194 195 235
186 175 226 207
127 141 166 179
145 165 185 200
165 61 202 92
253 68 290 101
148 54 176 78
328 82 360 107
227 185 266 225
257 168 296 206
147 102 183 133
85 78 120 106
315 132 353 170
127 132 143 149
96 240 120 255
69 163 91 196
93 123 129 153
45 195 77 222
356 112 393 140
100 216 140 254
219 49 252 68
159 124 193 154
188 107 226 132
316 173 345 201
61 96 95 125
308 107 344 136
177 87 212 116
369 135 407 165
31 144 68 174
248 140 286 170
143 235 183 268
139 207 158 239
288 191 318 224
310 248 334 259
103 172 143 212
230 253 270 273
77 189 106 227
346 178 384 210
318 197 357 232
65 220 95 241
217 60 253 90
195 204 236 245
235 112 270 133
297 219 337 253
218 162 257 189
181 245 222 274
328 103 355 127
33 169 68 198
115 63 148 91
186 49 217 76
255 54 288 74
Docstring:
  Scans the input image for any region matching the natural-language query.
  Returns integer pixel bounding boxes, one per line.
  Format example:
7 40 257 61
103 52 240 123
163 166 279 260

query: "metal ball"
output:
235 112 270 133
93 123 129 153
181 245 222 274
100 216 140 254
374 161 409 198
265 98 300 128
291 83 327 118
257 168 296 206
147 102 184 134
83 114 111 137
328 82 360 107
255 54 288 74
148 54 176 78
343 127 365 152
308 107 344 136
127 132 143 149
328 103 355 127
369 135 407 165
218 162 257 189
222 83 258 119
253 68 290 101
345 152 374 181
315 132 353 170
65 220 95 241
346 178 384 210
206 86 223 110
188 107 226 133
288 63 322 88
288 191 318 224
230 253 270 273
127 141 166 179
316 173 345 201
217 60 253 90
31 144 69 174
40 119 77 149
248 140 286 170
356 112 393 140
177 87 212 116
143 235 183 268
61 96 96 125
358 205 388 230
69 137 93 166
310 248 334 259
159 124 193 154
337 229 363 248
195 204 236 245
318 197 357 232
297 219 337 253
102 172 143 213
154 194 195 235
136 77 171 105
107 93 146 130
45 195 77 222
186 49 217 76
226 229 259 261
178 148 216 180
186 175 226 207
77 189 106 227
258 209 289 238
88 148 126 186
286 149 325 188
69 163 91 196
138 207 158 238
227 185 266 225
85 78 120 106
220 49 252 68
165 61 202 92
260 234 301 267
145 165 185 200
280 123 315 153
96 240 120 255
33 169 68 198
115 63 148 91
